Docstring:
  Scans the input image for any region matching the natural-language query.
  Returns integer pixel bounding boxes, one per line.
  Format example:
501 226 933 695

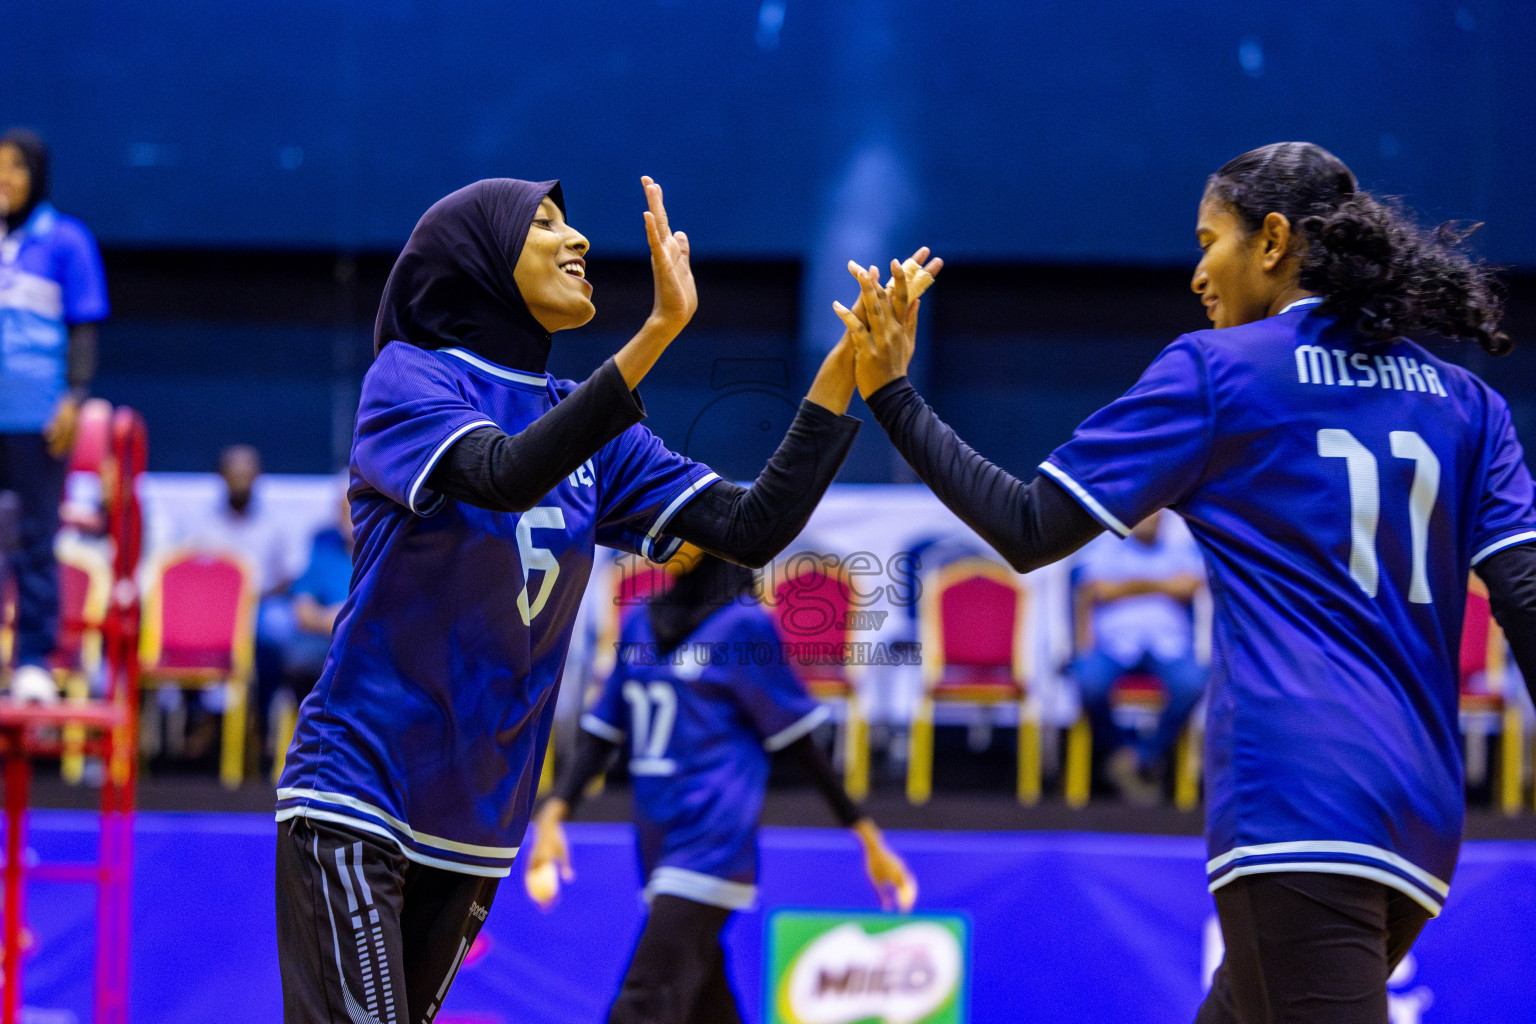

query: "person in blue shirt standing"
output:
839 142 1536 1023
525 545 916 1024
274 174 939 1024
0 128 109 704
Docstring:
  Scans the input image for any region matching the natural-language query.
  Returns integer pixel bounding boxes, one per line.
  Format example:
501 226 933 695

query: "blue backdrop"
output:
4 2 1534 265
16 812 1536 1023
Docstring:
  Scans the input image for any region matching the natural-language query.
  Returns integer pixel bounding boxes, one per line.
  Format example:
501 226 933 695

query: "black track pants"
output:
608 894 743 1024
276 818 498 1024
0 433 65 666
1195 871 1431 1024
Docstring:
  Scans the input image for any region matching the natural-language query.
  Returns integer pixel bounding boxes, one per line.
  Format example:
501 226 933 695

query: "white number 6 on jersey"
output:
516 506 566 625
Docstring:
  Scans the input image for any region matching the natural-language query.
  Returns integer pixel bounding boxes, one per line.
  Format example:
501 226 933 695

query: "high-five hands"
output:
833 249 941 398
807 248 938 414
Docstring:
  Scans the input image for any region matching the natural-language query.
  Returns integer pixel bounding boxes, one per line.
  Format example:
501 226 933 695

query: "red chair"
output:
1060 670 1203 810
769 560 869 799
0 403 146 1024
54 536 114 783
909 558 1037 804
67 397 114 475
0 397 113 670
1461 575 1526 814
139 550 256 789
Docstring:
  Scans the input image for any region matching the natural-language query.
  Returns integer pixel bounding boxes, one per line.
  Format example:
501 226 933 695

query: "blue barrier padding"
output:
13 812 1536 1023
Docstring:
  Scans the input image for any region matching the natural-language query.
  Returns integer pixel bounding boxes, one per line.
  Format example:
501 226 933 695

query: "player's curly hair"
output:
1205 142 1510 355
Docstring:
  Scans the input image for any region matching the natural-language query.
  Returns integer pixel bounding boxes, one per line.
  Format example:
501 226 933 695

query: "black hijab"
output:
374 177 564 372
1 129 49 235
648 555 756 654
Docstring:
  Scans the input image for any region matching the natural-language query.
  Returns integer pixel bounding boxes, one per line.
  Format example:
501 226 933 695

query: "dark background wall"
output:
96 252 1536 479
6 2 1534 264
7 1 1534 476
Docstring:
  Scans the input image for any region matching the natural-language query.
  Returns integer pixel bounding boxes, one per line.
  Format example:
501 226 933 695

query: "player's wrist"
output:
638 314 684 346
852 817 881 845
615 319 682 389
806 354 856 415
536 797 570 826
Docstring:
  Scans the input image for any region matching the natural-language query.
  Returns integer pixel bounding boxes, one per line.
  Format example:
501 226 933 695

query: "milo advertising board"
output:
766 911 970 1024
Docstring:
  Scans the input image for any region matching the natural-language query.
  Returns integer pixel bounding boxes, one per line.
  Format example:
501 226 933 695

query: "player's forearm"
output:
535 798 569 828
1095 575 1201 603
804 339 856 416
667 400 861 568
865 377 1102 572
1073 593 1095 653
427 358 643 513
293 595 337 636
780 733 862 827
613 318 682 391
548 729 620 818
852 818 883 844
1478 543 1536 704
66 322 98 392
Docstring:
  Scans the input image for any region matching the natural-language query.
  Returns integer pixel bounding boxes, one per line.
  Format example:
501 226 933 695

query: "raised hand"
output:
642 176 696 337
615 177 699 389
834 261 923 399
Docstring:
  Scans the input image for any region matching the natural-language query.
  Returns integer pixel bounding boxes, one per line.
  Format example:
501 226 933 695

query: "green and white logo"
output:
767 911 969 1024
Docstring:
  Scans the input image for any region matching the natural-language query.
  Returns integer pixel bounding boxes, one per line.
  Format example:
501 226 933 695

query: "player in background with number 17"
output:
841 142 1536 1024
525 543 914 1024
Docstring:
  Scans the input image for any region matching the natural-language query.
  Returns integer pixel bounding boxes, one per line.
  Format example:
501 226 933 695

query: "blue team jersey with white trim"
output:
1043 301 1536 915
0 202 109 431
277 342 717 876
582 603 826 909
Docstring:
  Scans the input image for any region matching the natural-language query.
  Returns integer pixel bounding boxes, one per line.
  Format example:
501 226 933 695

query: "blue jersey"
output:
277 343 718 876
0 202 109 431
582 604 827 909
1042 298 1536 915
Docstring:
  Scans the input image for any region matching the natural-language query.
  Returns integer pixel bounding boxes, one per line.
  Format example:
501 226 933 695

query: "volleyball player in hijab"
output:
841 143 1536 1023
274 175 938 1023
525 544 916 1024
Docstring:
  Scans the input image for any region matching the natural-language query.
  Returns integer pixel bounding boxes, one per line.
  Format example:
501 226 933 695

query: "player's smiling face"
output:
1191 195 1273 329
514 197 595 333
0 144 30 218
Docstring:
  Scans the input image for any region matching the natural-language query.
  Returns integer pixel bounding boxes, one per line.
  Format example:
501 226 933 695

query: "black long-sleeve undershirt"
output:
426 358 644 514
1477 543 1536 705
666 399 861 568
865 376 1102 572
868 375 1536 703
67 322 98 392
429 374 861 568
551 727 862 828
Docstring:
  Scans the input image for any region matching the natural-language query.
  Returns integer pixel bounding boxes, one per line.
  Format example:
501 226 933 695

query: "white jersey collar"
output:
440 347 548 387
1279 296 1325 315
